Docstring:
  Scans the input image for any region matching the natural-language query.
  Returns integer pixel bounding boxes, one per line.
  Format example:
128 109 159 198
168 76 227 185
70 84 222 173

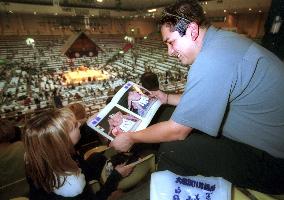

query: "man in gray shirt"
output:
110 0 284 194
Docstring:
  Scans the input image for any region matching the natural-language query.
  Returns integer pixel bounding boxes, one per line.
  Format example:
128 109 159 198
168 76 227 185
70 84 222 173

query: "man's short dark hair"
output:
159 0 210 32
140 72 159 91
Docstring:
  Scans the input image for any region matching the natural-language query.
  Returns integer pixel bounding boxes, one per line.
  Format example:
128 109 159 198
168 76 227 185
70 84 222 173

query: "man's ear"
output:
186 22 199 41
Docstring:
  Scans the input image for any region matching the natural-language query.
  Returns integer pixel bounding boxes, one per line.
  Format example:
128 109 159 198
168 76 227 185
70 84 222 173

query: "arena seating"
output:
0 35 187 125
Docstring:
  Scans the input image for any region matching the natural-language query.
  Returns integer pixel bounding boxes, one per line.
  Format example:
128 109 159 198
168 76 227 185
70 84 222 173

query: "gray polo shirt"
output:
171 26 284 158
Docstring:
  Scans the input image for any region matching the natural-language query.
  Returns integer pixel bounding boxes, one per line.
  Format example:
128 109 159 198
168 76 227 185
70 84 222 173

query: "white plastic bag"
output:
150 170 231 200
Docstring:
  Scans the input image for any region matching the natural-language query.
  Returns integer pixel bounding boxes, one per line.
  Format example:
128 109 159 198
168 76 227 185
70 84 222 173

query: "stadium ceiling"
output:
1 0 272 17
1 0 201 11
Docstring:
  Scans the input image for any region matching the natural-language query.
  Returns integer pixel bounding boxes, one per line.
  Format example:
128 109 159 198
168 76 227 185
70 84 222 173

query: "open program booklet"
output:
87 81 162 141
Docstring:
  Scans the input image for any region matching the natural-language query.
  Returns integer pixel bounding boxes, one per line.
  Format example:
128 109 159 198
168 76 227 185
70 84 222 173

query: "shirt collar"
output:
201 25 219 52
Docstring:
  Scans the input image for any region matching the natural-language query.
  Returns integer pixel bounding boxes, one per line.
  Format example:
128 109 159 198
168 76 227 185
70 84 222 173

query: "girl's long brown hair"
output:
23 108 80 193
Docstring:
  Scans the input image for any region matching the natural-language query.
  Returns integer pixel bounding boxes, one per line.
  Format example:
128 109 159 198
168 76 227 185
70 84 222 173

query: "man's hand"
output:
110 131 134 152
115 163 133 177
150 90 168 104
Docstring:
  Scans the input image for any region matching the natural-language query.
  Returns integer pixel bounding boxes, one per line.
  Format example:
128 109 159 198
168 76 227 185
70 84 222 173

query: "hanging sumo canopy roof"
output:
61 32 102 59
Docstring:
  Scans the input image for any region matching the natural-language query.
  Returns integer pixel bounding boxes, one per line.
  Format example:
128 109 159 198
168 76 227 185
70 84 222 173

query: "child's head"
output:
67 103 87 124
23 108 81 192
140 72 159 91
0 119 16 143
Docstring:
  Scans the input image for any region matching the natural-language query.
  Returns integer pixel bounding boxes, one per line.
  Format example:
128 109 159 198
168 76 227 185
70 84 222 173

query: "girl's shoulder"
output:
53 172 86 198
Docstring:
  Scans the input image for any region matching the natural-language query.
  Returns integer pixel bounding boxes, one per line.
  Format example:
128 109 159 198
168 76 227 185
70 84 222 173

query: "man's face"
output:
161 24 197 65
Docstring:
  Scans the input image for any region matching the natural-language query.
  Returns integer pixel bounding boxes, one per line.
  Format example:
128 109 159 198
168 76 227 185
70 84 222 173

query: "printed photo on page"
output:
93 106 141 139
117 84 157 117
87 81 162 141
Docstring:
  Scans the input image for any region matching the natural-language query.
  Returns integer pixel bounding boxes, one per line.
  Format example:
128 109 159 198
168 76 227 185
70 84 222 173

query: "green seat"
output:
0 178 29 200
10 197 29 200
101 153 156 190
233 187 284 200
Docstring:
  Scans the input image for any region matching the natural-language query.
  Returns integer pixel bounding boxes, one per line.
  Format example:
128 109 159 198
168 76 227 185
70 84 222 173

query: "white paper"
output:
87 81 161 141
150 170 232 200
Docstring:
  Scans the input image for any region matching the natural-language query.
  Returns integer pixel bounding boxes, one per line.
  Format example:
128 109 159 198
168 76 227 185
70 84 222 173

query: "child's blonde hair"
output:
24 108 80 193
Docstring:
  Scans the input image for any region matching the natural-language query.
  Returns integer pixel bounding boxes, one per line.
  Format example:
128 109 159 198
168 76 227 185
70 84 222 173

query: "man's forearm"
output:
129 120 192 144
167 94 181 106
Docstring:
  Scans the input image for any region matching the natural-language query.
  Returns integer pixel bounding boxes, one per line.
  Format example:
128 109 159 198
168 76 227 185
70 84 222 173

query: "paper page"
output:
87 81 161 141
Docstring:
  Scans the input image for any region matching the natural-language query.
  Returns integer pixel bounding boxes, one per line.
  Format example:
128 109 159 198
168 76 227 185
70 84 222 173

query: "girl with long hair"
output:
24 108 132 200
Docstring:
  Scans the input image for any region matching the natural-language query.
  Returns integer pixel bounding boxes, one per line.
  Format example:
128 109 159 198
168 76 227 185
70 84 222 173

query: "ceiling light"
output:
148 9 156 13
97 0 103 2
224 9 227 13
34 11 37 15
249 8 252 11
9 10 13 13
203 11 207 14
55 13 58 15
234 11 237 14
258 10 262 13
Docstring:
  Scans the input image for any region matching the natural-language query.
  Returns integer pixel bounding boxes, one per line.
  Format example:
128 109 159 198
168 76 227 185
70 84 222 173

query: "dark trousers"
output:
157 132 284 194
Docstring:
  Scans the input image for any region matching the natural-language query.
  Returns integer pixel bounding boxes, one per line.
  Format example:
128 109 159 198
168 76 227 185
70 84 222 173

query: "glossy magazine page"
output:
87 81 161 141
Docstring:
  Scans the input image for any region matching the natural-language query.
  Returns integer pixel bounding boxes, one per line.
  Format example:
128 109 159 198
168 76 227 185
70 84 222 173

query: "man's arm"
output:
150 90 181 106
167 93 181 106
110 120 193 152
